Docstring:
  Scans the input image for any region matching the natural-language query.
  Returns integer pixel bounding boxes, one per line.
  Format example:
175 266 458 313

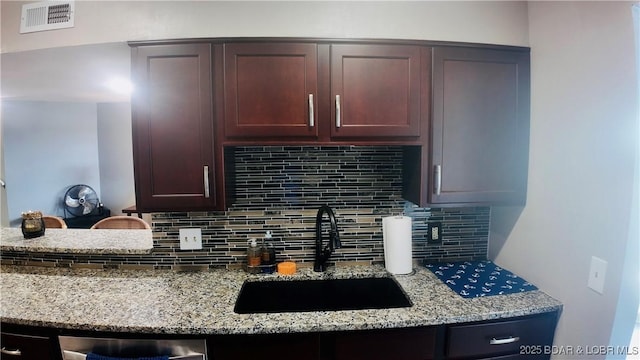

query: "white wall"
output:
0 1 529 53
490 2 639 357
0 107 7 227
1 101 136 224
97 102 135 215
0 0 8 226
1 42 131 102
2 101 102 224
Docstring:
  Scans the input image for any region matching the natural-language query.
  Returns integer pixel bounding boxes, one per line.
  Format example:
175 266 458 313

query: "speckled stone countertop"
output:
0 264 562 335
0 227 153 254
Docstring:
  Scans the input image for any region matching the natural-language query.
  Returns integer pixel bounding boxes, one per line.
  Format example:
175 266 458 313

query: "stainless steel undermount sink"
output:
234 277 412 314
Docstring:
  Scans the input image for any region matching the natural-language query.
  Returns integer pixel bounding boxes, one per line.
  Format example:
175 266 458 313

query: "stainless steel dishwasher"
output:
58 336 207 360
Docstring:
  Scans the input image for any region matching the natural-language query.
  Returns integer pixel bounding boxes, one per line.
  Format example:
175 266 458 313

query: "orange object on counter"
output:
277 261 296 275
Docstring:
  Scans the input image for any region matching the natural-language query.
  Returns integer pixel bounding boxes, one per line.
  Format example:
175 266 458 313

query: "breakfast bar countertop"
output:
0 227 153 255
0 264 562 335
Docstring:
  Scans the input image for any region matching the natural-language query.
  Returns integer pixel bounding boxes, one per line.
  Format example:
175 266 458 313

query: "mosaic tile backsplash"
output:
3 146 489 269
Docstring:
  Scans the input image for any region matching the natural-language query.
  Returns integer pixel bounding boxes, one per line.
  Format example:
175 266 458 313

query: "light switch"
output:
179 228 202 250
588 256 607 294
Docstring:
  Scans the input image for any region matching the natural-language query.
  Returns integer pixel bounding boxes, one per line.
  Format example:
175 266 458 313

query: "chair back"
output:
43 215 67 229
90 216 150 230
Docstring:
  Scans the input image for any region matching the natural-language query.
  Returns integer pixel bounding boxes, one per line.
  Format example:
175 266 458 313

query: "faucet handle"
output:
330 229 342 249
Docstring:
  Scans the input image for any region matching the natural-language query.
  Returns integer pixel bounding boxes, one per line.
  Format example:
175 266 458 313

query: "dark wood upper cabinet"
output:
404 46 530 206
224 43 319 139
223 42 427 142
128 39 530 211
330 44 425 139
131 43 220 211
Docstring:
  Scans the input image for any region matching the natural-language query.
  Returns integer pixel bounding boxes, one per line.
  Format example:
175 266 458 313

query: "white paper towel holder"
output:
382 215 413 275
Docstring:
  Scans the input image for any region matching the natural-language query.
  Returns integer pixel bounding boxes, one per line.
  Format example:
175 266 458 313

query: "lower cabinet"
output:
210 333 320 360
208 312 558 360
1 311 558 360
1 330 59 360
328 327 437 360
209 327 436 360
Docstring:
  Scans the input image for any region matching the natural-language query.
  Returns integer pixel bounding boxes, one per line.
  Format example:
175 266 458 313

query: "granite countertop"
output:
0 228 153 255
0 264 562 335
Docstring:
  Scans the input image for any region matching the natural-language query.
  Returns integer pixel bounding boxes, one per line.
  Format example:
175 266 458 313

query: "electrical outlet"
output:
179 228 202 250
588 256 607 294
427 222 442 243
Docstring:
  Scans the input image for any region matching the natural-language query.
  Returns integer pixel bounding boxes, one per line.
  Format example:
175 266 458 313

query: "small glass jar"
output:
21 211 45 239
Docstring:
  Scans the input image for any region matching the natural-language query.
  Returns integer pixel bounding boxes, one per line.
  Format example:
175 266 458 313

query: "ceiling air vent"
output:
20 1 75 34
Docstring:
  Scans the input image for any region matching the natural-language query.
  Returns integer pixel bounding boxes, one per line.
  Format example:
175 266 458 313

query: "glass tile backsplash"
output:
2 146 489 269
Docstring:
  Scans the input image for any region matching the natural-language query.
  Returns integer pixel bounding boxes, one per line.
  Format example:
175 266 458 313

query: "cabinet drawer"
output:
446 313 557 359
1 332 57 360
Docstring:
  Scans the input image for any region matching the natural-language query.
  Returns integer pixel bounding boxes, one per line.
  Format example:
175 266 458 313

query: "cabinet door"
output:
430 47 530 205
329 327 437 360
1 332 58 360
210 333 319 360
330 44 425 139
224 42 318 139
131 43 218 211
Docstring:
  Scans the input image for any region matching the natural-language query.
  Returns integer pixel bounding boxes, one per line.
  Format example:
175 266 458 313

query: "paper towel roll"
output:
382 216 413 274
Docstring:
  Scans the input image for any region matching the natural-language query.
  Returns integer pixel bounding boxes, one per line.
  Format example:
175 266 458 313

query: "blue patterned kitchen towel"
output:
425 260 538 298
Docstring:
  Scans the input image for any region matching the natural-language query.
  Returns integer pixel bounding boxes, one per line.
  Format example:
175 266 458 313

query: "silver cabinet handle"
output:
434 165 442 196
335 95 341 128
1 347 22 356
308 94 314 127
489 336 520 345
203 166 210 199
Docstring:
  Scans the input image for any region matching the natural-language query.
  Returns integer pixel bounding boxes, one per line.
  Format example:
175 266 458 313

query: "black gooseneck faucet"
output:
314 205 341 272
